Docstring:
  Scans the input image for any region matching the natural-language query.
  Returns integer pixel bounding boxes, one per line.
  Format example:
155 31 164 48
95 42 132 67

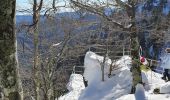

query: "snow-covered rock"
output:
58 74 85 100
79 51 132 100
67 74 85 91
59 51 170 100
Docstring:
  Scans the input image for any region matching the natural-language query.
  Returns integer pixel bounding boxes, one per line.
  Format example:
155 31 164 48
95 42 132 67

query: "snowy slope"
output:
141 70 165 91
59 51 170 100
58 74 85 100
79 51 133 100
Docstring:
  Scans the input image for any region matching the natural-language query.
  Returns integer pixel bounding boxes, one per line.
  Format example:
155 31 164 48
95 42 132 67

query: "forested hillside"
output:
1 0 170 100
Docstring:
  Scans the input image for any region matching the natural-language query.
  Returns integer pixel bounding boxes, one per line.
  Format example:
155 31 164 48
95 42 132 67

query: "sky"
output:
16 0 30 9
16 0 109 15
16 0 31 15
16 0 73 15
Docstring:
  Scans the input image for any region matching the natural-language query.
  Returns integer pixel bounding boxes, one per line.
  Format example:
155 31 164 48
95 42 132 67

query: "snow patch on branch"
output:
52 42 62 47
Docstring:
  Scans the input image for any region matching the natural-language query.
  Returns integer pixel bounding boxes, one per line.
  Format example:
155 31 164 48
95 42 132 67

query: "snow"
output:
141 70 165 91
160 82 170 93
52 42 62 47
118 82 170 100
160 54 170 69
58 74 85 100
117 93 170 100
59 51 170 100
134 84 146 100
78 51 133 100
67 74 85 91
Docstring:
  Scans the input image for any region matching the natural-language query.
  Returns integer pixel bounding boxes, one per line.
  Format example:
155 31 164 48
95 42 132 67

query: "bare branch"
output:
115 0 134 18
53 0 56 9
115 0 131 9
71 0 130 30
37 0 43 11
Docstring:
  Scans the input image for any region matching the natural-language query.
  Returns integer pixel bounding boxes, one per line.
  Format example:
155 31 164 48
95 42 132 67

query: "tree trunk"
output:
70 0 143 93
33 20 41 100
0 0 22 99
130 30 142 93
31 0 44 99
129 4 142 93
33 11 41 100
32 0 41 99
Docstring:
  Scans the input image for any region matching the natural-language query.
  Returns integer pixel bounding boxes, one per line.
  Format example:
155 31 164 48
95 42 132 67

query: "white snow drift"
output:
58 74 85 100
59 51 170 100
79 51 132 100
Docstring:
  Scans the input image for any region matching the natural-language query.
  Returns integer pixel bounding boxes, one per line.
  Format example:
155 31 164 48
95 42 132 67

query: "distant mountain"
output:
16 12 100 49
16 15 32 24
16 12 99 24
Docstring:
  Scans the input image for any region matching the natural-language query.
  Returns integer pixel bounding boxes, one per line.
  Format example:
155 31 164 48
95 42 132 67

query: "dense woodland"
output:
0 0 170 100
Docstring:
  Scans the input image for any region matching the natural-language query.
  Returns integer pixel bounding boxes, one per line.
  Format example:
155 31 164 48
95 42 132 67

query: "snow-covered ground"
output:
58 74 85 100
59 51 170 100
79 51 132 100
117 93 170 100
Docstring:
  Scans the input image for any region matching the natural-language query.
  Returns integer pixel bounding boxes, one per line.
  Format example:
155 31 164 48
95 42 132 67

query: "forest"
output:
0 0 170 100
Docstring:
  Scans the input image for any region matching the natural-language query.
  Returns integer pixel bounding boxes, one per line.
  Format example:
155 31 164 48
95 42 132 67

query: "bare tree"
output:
29 1 44 100
70 0 143 93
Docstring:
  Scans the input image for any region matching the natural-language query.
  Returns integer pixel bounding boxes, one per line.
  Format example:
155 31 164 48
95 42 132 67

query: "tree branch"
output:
71 0 130 30
115 0 131 9
115 0 134 18
37 0 43 11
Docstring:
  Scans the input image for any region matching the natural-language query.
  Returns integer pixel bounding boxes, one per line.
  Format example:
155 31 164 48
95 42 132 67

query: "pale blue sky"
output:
16 0 73 15
17 0 26 4
16 0 29 8
16 0 31 15
16 0 114 15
